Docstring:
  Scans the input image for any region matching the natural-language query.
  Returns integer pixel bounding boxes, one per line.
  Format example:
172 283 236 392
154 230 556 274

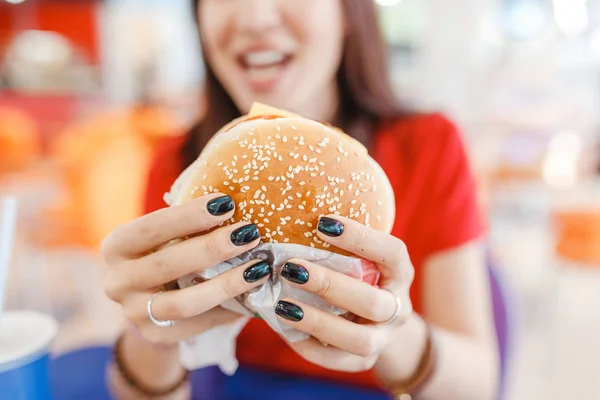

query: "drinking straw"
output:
0 197 18 320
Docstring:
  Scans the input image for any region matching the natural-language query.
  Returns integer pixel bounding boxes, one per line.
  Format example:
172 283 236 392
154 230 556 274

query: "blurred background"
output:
1 0 600 398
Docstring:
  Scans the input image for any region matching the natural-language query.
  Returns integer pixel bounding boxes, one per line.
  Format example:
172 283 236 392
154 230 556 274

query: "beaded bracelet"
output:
112 333 189 398
387 322 439 399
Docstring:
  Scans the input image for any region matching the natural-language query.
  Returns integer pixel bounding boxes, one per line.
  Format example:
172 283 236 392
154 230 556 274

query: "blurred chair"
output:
553 210 600 266
0 106 41 176
487 252 516 400
45 106 182 249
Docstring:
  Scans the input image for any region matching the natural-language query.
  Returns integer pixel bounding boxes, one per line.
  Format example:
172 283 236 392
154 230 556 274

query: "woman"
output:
100 0 499 398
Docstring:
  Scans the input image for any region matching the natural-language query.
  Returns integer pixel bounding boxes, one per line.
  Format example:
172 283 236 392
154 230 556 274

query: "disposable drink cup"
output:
0 311 59 400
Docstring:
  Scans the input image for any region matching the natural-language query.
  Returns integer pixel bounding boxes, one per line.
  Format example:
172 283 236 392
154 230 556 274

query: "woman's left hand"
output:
275 215 415 372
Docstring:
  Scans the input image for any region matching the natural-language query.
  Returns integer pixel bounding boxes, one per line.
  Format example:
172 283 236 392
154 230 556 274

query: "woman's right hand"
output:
100 193 269 347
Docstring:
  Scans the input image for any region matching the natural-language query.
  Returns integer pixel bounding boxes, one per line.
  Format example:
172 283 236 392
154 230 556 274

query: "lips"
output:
237 49 293 92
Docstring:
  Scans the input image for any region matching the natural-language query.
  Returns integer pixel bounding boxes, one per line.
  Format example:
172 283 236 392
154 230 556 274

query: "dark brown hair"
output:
184 0 405 165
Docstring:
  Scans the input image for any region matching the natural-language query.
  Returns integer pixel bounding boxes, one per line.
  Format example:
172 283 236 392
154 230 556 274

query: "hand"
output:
100 193 270 347
274 215 414 372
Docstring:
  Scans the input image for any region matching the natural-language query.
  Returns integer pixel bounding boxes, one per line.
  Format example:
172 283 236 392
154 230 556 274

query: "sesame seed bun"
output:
166 105 395 256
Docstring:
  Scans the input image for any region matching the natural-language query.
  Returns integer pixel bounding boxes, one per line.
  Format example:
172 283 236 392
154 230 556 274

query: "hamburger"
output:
166 102 395 257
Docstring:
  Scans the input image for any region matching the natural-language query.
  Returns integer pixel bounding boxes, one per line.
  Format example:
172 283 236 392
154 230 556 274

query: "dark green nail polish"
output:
318 217 344 237
231 224 260 246
207 195 234 216
244 261 271 283
275 301 304 322
282 262 309 285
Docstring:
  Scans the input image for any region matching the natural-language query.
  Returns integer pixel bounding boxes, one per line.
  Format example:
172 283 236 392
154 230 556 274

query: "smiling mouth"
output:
238 50 293 69
237 50 293 89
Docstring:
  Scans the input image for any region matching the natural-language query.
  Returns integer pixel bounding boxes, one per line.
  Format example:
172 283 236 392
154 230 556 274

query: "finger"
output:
274 299 386 358
287 337 378 373
137 306 243 347
281 259 398 323
316 215 414 282
101 193 235 261
123 221 262 290
125 259 271 322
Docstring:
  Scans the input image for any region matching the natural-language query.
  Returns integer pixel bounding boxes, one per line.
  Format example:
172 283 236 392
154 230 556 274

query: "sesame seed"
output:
217 162 223 167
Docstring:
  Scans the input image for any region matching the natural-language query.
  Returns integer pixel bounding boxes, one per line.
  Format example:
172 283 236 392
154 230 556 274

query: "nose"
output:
235 0 281 35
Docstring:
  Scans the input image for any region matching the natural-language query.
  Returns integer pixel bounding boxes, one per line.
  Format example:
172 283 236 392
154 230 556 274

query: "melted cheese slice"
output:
248 102 303 119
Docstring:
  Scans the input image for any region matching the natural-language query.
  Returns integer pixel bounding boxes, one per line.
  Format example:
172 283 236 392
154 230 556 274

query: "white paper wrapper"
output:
176 243 380 373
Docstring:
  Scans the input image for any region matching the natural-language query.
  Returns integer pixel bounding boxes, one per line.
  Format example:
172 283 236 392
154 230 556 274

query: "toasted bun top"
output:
166 103 395 255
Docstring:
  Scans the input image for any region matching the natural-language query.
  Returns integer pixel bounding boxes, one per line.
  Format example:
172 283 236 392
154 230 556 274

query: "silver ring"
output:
147 291 174 327
383 291 402 325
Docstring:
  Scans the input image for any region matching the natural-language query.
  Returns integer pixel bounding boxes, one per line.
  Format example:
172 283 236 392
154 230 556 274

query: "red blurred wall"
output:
0 0 100 64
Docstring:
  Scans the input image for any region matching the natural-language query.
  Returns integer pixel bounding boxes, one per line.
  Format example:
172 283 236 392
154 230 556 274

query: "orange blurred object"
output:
46 107 183 249
0 106 42 175
554 210 600 266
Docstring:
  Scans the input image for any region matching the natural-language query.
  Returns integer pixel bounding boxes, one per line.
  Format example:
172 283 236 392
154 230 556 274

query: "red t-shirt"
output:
144 113 484 390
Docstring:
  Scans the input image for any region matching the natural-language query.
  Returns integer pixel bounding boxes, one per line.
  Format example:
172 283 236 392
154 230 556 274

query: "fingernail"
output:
281 262 309 285
231 224 260 246
318 217 344 237
207 195 234 216
275 301 304 322
244 261 272 283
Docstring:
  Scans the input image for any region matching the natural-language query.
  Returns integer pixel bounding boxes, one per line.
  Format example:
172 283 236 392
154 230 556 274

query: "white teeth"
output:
244 51 285 67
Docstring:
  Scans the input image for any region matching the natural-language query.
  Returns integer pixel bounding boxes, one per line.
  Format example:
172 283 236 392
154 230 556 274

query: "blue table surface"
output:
50 347 392 400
